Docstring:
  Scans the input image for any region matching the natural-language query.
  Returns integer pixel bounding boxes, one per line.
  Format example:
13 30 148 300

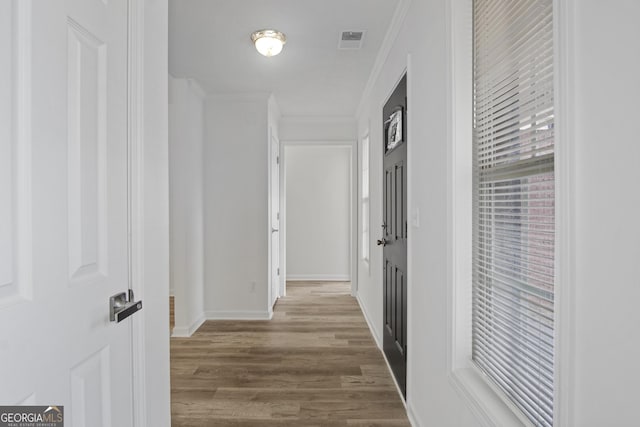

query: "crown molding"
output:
280 115 356 124
208 91 271 102
355 0 412 119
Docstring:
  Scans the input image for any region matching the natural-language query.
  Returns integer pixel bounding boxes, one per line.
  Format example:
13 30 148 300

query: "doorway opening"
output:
280 143 357 297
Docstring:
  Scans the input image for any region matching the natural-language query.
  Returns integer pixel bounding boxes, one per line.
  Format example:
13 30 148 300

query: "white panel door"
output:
270 133 280 307
0 0 134 425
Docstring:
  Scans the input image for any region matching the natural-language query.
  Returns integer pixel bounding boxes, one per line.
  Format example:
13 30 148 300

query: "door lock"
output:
377 238 388 246
110 290 143 323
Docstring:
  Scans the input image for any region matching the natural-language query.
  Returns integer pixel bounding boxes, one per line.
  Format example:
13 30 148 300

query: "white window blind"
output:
361 135 370 261
472 1 555 426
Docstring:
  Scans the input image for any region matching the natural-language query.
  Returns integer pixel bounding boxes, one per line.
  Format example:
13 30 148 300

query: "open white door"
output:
1 0 136 425
269 132 280 308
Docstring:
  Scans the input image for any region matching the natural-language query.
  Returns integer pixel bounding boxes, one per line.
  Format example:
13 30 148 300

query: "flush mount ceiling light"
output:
251 29 286 57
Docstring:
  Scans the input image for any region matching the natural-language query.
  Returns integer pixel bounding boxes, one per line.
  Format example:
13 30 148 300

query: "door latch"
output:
110 290 142 323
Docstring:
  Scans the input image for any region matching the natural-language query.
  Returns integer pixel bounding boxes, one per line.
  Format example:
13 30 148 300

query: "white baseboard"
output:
356 293 382 348
171 326 190 338
379 338 407 407
171 313 205 337
204 310 273 320
286 274 351 281
357 293 411 422
407 404 421 427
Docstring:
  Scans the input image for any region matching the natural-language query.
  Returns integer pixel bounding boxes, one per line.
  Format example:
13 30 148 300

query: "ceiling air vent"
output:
338 31 364 49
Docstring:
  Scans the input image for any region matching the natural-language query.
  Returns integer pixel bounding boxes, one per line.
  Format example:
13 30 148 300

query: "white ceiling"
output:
168 0 401 117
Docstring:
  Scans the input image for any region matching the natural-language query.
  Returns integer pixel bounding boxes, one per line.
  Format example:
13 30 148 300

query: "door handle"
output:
110 290 143 323
377 238 388 246
271 227 279 233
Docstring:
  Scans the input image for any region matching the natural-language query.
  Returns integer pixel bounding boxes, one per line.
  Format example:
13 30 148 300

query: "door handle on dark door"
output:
377 238 388 246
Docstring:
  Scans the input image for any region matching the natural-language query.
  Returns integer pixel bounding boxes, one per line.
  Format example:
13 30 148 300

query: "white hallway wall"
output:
571 1 640 424
203 94 271 318
168 76 205 336
170 88 282 322
279 117 357 142
356 0 640 426
285 145 351 281
356 1 479 425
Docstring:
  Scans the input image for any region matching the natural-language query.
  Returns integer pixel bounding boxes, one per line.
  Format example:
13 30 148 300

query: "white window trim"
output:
446 0 575 425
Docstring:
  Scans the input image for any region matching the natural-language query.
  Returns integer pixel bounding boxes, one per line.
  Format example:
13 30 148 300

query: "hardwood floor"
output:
170 295 175 333
170 281 410 426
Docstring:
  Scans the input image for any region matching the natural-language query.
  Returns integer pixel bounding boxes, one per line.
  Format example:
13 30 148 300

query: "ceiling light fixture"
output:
251 29 286 57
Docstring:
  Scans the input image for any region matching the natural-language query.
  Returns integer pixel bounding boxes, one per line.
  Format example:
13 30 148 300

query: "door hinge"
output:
277 267 280 275
277 212 280 220
277 156 280 164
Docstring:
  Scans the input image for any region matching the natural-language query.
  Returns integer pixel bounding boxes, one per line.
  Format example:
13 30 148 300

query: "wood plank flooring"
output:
170 281 410 426
170 295 175 333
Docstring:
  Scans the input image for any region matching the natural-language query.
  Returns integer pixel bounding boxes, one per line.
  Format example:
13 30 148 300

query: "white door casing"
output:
269 131 280 308
0 0 136 425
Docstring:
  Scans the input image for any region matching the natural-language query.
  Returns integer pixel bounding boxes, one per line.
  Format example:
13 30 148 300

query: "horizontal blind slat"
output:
476 263 554 290
473 302 554 353
472 347 554 409
473 287 555 339
475 270 554 307
473 332 554 393
474 353 554 426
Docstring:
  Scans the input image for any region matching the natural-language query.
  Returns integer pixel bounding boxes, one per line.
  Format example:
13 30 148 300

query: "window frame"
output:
446 0 574 425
